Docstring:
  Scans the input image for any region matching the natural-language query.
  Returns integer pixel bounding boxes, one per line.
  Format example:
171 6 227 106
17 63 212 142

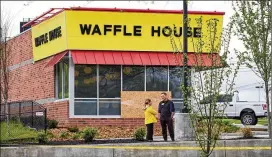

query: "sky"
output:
1 1 266 101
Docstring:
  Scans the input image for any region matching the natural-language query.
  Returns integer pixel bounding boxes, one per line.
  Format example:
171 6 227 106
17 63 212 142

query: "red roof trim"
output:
23 8 66 28
121 52 133 65
71 52 78 64
130 52 143 65
85 52 97 64
32 9 65 27
71 50 221 67
45 51 67 67
69 7 225 15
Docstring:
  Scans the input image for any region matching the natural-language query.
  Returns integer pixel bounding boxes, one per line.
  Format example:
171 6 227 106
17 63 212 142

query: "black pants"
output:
160 119 174 141
146 123 154 140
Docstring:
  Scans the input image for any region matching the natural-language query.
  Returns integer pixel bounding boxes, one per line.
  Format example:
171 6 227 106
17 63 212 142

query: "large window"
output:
123 66 145 91
55 58 69 99
72 64 190 116
146 66 168 91
74 65 121 116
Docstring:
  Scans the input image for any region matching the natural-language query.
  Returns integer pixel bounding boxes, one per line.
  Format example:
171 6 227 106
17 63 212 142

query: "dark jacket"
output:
158 100 175 120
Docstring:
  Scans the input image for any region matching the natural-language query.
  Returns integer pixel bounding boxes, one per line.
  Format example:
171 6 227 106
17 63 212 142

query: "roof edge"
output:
22 7 225 33
68 7 225 15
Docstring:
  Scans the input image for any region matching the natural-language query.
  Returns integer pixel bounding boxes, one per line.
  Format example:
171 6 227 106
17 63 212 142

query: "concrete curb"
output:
222 131 268 136
1 139 271 157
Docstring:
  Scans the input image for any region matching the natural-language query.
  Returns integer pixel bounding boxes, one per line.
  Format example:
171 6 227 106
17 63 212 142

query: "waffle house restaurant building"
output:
7 7 224 127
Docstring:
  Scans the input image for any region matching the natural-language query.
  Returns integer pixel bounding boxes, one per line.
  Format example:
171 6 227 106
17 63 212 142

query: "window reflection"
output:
99 65 121 98
57 63 63 99
99 99 121 115
169 67 183 99
123 66 145 91
74 99 97 115
74 65 97 98
146 66 168 91
63 60 69 98
55 57 69 99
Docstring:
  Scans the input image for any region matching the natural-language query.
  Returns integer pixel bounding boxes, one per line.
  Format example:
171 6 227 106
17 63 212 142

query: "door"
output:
225 102 236 117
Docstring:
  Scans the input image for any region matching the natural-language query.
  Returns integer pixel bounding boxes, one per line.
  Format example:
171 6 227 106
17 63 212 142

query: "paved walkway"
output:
89 132 269 144
233 124 268 130
152 133 269 141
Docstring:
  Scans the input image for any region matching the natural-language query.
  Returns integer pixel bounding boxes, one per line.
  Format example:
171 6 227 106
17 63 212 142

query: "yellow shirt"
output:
144 106 157 124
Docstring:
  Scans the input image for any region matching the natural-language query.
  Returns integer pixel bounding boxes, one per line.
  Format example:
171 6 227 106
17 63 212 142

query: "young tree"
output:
0 9 13 136
232 1 272 139
169 15 241 157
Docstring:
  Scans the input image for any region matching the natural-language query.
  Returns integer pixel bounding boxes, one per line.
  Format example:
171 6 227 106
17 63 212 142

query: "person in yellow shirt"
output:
143 99 157 141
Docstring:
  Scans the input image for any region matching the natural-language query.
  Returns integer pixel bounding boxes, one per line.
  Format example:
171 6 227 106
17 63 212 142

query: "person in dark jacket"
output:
158 92 175 141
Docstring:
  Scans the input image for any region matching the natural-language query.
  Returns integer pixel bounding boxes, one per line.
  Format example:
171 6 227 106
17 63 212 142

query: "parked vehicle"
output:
198 91 268 125
224 91 267 125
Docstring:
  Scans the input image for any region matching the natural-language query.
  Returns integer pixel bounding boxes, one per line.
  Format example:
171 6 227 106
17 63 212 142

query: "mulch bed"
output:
48 126 162 140
0 139 156 147
0 126 162 146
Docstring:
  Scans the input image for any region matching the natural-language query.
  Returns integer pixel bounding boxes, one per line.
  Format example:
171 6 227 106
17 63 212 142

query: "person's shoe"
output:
164 139 168 142
147 140 153 142
171 139 175 142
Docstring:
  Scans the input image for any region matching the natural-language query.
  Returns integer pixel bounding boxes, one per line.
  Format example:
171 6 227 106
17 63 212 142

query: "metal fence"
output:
0 101 47 143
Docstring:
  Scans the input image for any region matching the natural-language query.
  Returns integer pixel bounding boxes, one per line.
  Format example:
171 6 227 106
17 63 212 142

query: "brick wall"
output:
6 30 54 102
6 31 33 67
44 100 161 128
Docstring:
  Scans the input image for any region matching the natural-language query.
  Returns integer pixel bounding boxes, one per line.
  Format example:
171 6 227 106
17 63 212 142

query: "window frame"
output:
72 64 121 118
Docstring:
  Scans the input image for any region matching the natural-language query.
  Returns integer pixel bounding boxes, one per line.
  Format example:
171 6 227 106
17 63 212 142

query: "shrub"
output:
222 120 232 126
223 125 240 133
216 120 239 133
134 127 146 141
48 119 58 129
82 127 98 142
46 131 55 139
68 126 79 133
37 132 48 144
10 116 20 123
59 131 69 139
241 127 253 138
72 133 81 140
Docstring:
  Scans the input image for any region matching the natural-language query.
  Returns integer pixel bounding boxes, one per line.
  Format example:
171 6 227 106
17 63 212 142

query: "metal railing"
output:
0 100 47 144
0 100 47 130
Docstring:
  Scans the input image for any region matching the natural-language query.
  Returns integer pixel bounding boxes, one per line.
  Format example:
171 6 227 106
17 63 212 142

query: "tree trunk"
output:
4 99 10 137
264 81 271 139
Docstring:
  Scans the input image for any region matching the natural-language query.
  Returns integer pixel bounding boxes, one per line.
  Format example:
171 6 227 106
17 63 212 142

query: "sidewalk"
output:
233 124 268 131
152 132 269 141
85 132 270 145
